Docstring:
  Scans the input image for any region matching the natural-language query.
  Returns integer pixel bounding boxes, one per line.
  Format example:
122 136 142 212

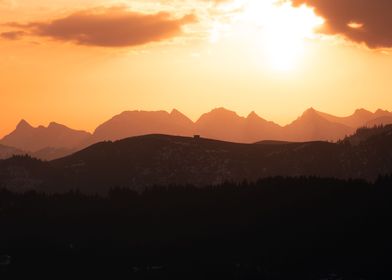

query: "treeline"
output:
1 176 392 279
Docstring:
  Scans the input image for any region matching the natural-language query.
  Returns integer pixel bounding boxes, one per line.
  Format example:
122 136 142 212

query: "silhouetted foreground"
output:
1 125 392 194
1 176 392 279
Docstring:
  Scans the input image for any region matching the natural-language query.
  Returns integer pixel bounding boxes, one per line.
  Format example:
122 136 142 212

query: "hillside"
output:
0 125 391 194
1 177 392 278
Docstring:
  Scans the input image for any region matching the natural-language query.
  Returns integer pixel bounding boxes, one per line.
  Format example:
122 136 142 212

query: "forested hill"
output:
1 177 392 278
0 125 391 194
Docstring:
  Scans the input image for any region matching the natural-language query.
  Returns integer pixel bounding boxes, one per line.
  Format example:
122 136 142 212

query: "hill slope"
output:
1 125 391 194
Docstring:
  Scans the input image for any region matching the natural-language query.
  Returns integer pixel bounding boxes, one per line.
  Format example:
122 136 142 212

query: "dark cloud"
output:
2 7 197 47
0 30 25 40
292 0 392 49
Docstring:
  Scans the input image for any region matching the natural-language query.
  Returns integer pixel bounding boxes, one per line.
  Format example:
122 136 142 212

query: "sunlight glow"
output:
347 22 364 29
212 0 325 72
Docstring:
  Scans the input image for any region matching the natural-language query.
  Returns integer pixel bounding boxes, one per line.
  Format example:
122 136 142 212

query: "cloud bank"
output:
292 0 392 49
1 6 197 47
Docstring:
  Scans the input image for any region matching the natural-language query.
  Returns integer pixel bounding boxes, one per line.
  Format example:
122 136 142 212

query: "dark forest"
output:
1 176 392 279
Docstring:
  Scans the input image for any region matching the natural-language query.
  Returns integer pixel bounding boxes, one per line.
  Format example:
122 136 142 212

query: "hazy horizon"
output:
1 106 392 139
1 0 392 138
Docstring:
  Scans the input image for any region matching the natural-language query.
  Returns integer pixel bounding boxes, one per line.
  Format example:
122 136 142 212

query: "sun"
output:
212 0 325 72
260 1 325 71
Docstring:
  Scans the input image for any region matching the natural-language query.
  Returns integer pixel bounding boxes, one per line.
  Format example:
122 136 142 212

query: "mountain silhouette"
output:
2 107 392 161
0 120 91 153
194 108 281 143
316 108 392 128
92 109 194 142
91 107 392 145
283 108 354 141
1 125 391 194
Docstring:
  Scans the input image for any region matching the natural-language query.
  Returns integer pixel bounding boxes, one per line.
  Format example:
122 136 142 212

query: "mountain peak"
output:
48 122 67 129
169 109 194 126
197 108 242 122
170 108 184 116
16 119 32 130
210 107 238 116
375 109 389 114
247 111 261 119
302 107 319 117
291 107 329 125
354 108 372 116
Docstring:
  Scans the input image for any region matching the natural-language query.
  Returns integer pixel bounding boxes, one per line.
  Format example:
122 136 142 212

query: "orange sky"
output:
1 0 392 137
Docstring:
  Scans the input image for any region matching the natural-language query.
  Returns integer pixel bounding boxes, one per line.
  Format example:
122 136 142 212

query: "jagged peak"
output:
48 121 59 127
170 108 184 116
209 107 238 115
306 107 316 112
118 110 170 116
375 109 389 114
118 110 140 116
292 108 326 123
16 119 32 129
302 107 320 116
247 111 262 119
48 122 67 129
354 108 372 115
114 110 154 120
170 109 193 122
195 107 241 123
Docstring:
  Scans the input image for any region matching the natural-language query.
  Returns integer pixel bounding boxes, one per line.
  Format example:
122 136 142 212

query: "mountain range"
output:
1 107 392 160
1 124 391 194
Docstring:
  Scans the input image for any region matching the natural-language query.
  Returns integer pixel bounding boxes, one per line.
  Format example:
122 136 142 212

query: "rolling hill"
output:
1 125 391 194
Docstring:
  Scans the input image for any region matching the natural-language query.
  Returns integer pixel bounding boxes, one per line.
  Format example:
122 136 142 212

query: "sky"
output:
1 0 392 137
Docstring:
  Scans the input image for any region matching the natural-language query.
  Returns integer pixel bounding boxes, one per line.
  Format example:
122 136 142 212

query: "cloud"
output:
2 6 197 47
291 0 392 49
0 30 25 40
